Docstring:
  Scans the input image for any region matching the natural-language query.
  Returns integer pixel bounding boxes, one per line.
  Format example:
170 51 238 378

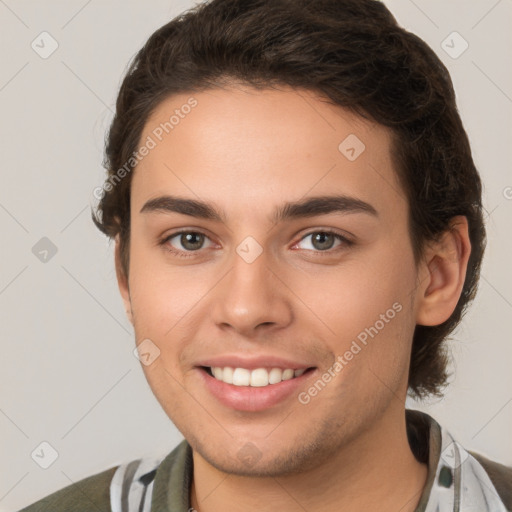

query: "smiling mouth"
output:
201 366 316 387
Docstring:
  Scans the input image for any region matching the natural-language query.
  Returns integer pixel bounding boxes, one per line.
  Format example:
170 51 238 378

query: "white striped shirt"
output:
110 455 164 512
108 414 509 512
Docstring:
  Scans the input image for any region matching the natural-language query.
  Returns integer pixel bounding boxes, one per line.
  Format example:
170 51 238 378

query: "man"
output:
20 0 512 510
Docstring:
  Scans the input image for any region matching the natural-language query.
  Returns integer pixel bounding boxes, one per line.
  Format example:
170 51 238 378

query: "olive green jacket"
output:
19 410 512 511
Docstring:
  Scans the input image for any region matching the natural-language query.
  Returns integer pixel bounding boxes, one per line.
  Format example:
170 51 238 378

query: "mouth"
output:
201 365 315 387
196 363 317 411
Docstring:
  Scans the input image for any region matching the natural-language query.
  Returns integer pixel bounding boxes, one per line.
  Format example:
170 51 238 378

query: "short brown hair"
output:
92 0 486 399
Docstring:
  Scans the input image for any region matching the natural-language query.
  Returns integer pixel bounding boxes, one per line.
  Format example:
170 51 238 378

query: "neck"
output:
190 408 428 512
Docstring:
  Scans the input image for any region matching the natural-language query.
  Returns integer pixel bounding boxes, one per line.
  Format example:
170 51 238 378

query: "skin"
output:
115 84 471 512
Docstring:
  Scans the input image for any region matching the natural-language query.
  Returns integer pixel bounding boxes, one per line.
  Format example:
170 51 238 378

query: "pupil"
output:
313 232 334 250
182 233 203 250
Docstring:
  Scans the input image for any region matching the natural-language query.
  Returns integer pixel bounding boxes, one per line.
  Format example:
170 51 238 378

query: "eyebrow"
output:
140 194 378 223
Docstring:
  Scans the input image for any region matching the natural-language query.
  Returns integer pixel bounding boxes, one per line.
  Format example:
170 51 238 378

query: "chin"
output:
191 432 336 477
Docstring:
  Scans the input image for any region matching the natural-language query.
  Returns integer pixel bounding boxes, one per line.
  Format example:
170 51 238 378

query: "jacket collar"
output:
148 409 508 511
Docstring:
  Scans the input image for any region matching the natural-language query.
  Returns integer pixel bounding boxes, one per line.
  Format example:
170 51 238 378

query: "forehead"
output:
132 85 405 223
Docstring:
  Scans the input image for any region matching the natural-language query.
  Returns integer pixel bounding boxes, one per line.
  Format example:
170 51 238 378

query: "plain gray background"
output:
1 1 511 510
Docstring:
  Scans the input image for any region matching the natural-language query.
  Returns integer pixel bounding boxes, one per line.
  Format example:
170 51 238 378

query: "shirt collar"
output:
149 409 508 511
407 409 508 512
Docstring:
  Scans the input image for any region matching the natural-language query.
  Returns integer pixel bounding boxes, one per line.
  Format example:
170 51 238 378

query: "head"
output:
92 0 485 475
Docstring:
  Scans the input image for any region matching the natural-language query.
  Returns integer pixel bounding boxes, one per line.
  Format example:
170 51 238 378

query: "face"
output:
118 85 427 476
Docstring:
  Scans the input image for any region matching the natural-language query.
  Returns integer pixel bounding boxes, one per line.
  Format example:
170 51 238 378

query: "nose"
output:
211 247 293 338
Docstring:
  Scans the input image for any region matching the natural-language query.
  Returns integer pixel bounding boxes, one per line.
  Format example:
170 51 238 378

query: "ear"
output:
415 216 471 326
114 235 133 326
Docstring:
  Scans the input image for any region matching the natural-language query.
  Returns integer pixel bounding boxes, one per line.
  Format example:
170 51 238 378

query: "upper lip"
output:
195 354 316 370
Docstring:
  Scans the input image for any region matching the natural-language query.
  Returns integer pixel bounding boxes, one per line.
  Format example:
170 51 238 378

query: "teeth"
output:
232 368 250 386
269 368 283 384
209 366 308 387
250 368 269 387
222 366 234 384
212 367 223 380
282 369 294 380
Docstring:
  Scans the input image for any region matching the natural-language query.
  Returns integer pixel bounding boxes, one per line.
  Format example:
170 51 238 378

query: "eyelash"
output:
159 229 354 259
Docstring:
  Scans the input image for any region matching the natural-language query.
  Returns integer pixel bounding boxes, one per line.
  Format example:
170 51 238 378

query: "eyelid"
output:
291 229 353 252
160 229 216 258
160 227 354 258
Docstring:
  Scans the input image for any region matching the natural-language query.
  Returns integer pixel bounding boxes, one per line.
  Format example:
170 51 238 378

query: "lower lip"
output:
197 368 315 412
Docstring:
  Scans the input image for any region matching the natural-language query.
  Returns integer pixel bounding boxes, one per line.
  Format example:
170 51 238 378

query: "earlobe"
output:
415 216 471 326
114 235 133 325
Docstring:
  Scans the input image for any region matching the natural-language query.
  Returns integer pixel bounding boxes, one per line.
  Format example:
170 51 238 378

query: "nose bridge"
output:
211 239 292 334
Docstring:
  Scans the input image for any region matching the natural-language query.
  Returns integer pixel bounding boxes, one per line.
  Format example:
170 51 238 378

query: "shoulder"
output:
18 465 118 512
18 441 192 512
469 451 512 511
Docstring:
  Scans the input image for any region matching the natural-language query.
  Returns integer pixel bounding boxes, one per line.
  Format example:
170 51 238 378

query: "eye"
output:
293 230 352 253
161 231 215 258
160 229 353 259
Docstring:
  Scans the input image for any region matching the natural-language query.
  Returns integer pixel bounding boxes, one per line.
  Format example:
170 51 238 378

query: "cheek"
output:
299 245 415 334
297 243 417 390
128 241 203 330
128 245 221 383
